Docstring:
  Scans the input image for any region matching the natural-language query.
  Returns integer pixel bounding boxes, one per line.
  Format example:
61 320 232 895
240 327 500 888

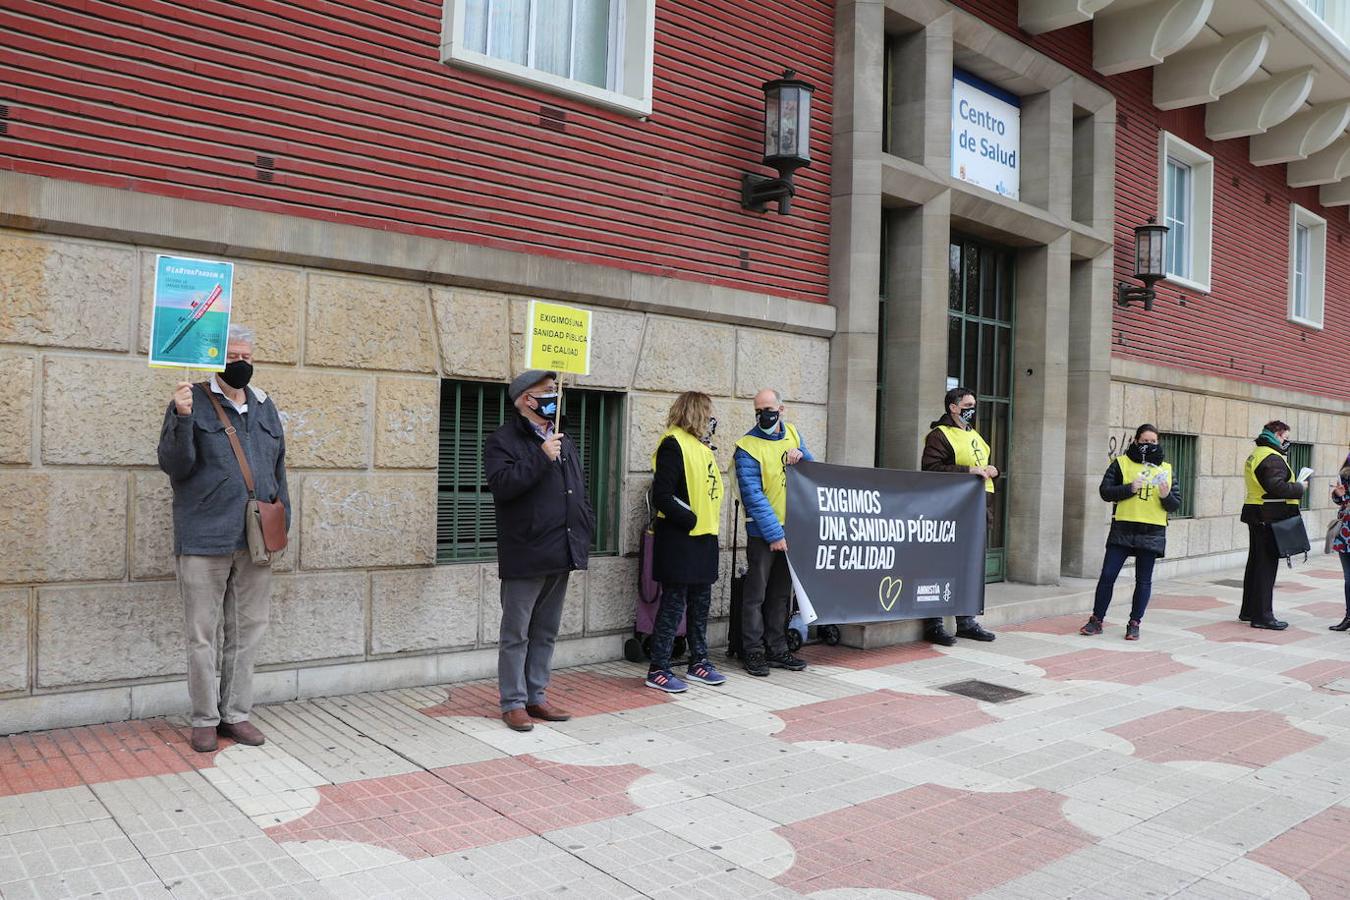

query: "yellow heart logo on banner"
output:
878 576 903 612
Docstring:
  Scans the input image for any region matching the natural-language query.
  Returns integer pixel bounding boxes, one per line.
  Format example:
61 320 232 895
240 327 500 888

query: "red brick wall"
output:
0 0 832 303
954 0 1348 400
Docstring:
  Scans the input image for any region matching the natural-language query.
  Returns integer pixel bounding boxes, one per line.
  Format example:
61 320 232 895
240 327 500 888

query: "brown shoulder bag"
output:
202 384 288 565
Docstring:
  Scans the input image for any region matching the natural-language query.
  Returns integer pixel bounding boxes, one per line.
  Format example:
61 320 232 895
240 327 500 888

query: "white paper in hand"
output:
1297 467 1314 483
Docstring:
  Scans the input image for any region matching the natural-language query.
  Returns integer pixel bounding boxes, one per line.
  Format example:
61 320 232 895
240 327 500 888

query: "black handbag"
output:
1271 515 1310 567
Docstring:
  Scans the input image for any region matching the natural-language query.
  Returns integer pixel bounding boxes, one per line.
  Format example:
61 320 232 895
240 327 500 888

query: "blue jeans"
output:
1340 552 1350 615
649 583 710 673
1093 544 1157 622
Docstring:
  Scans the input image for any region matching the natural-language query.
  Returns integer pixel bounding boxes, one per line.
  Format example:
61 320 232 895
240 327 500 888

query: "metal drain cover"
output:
1212 579 1245 588
939 679 1030 703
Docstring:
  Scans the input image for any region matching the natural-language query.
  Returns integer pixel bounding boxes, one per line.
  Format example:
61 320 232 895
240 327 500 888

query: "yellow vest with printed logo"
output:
734 423 801 524
937 425 995 493
1113 455 1171 526
1243 446 1300 507
651 427 723 536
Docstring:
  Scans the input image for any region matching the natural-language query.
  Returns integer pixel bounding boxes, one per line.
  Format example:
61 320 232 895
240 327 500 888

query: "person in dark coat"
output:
1239 420 1307 630
1080 424 1182 641
483 370 594 731
920 387 997 645
645 392 726 693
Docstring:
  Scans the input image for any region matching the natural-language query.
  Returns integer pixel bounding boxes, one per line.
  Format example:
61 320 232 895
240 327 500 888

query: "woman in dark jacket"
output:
1080 424 1182 641
1328 458 1350 632
645 392 727 693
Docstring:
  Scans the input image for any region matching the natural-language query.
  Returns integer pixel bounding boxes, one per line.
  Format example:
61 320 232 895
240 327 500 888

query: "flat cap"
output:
508 369 557 402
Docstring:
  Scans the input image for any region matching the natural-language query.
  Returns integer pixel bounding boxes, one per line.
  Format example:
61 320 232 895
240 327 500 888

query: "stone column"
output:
1008 234 1072 584
826 0 884 466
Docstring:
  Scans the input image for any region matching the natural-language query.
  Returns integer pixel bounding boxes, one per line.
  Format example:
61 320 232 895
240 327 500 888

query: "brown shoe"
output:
189 726 219 753
502 708 534 732
525 703 571 722
217 720 266 746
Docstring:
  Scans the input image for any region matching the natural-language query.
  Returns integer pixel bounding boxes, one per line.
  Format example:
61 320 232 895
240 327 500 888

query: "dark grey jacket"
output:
1100 449 1183 557
157 382 291 556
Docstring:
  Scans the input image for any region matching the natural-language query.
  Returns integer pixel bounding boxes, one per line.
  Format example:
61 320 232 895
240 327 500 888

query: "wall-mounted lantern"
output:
741 70 815 215
1116 218 1170 310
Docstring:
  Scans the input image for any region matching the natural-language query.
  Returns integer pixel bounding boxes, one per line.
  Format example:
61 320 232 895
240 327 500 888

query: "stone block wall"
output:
1104 375 1350 573
0 228 831 726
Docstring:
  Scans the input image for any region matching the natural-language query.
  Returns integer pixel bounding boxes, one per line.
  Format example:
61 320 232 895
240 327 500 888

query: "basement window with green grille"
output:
1287 442 1313 511
437 380 624 563
1158 432 1196 519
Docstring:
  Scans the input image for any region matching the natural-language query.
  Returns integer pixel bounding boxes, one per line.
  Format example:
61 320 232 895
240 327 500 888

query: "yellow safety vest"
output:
734 423 801 524
1113 455 1171 526
937 425 995 493
652 427 723 536
1243 445 1300 507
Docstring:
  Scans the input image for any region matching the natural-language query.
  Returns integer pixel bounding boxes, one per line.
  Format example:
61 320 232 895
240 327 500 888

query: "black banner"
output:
784 461 987 623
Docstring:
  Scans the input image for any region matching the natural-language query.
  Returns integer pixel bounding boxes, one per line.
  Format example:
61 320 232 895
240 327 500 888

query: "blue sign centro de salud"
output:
951 69 1021 200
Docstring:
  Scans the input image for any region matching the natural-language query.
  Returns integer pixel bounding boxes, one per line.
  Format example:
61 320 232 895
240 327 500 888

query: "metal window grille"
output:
1288 442 1313 511
1158 432 1196 519
437 380 624 563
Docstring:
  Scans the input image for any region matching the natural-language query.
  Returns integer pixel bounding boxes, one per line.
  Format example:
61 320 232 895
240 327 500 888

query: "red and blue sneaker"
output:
644 668 689 693
686 660 727 686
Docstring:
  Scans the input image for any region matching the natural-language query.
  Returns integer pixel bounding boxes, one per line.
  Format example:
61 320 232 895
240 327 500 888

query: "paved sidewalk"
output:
3 563 1350 899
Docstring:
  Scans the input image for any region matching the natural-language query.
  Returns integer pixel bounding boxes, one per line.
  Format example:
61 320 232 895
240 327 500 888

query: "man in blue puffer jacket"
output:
734 388 814 676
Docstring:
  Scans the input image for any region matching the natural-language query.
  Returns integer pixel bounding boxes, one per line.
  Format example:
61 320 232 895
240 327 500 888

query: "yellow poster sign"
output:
524 300 592 375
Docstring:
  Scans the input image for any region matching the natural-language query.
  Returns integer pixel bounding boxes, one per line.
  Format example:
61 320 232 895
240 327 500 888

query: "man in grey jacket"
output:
157 324 290 752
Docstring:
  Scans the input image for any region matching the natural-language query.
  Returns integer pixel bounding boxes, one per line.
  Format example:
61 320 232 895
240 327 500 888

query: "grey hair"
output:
227 324 256 348
756 388 783 406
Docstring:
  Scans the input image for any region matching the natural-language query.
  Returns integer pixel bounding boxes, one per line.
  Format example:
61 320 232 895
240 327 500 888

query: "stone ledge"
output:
0 172 835 338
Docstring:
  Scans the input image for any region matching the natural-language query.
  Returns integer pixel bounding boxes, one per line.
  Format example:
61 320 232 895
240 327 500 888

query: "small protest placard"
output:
148 255 234 370
524 300 591 375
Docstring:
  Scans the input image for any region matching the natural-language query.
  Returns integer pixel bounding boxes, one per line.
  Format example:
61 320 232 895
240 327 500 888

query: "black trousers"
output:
1240 521 1280 623
741 537 791 657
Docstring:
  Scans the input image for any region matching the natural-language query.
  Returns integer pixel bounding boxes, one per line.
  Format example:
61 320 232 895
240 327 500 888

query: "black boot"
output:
743 648 770 677
1330 617 1350 632
925 624 957 647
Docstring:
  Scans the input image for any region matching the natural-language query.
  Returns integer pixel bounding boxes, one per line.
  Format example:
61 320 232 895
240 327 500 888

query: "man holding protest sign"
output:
485 300 595 731
157 324 290 753
734 388 814 676
920 387 997 645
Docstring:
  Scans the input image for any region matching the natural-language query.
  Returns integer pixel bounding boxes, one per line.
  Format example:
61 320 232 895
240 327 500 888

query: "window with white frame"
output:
1158 132 1213 292
1289 203 1326 327
440 0 655 117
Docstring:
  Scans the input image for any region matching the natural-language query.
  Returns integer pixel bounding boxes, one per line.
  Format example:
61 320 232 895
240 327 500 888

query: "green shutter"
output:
1288 442 1313 511
1158 433 1196 519
437 380 624 563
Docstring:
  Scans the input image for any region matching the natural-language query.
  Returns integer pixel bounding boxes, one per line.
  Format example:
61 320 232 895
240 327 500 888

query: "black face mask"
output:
1136 443 1163 465
704 417 718 445
958 407 977 427
1280 439 1292 453
220 360 253 389
531 393 559 419
757 409 781 431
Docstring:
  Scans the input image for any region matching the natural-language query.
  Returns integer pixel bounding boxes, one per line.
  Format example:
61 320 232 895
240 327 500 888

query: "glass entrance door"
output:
947 238 1014 583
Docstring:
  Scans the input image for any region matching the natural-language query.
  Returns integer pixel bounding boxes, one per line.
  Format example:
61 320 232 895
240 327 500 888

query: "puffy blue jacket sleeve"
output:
735 447 784 543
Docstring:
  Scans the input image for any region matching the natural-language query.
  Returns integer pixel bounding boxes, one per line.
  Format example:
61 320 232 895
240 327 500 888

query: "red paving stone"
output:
1279 583 1317 593
1187 620 1318 645
1033 649 1194 686
1249 806 1350 899
1148 593 1227 611
1282 659 1350 694
266 770 530 858
0 719 224 797
774 784 1092 898
436 755 645 833
418 670 671 720
267 757 647 857
775 690 995 749
1295 600 1348 619
1109 708 1323 768
1301 568 1346 580
799 641 943 670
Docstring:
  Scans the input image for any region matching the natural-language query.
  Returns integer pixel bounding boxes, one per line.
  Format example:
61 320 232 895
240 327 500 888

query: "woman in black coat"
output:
645 392 727 693
1081 424 1182 641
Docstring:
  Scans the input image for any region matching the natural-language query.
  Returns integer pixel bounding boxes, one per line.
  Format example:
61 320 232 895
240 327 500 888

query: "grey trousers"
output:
177 551 271 728
498 573 570 712
741 537 791 657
